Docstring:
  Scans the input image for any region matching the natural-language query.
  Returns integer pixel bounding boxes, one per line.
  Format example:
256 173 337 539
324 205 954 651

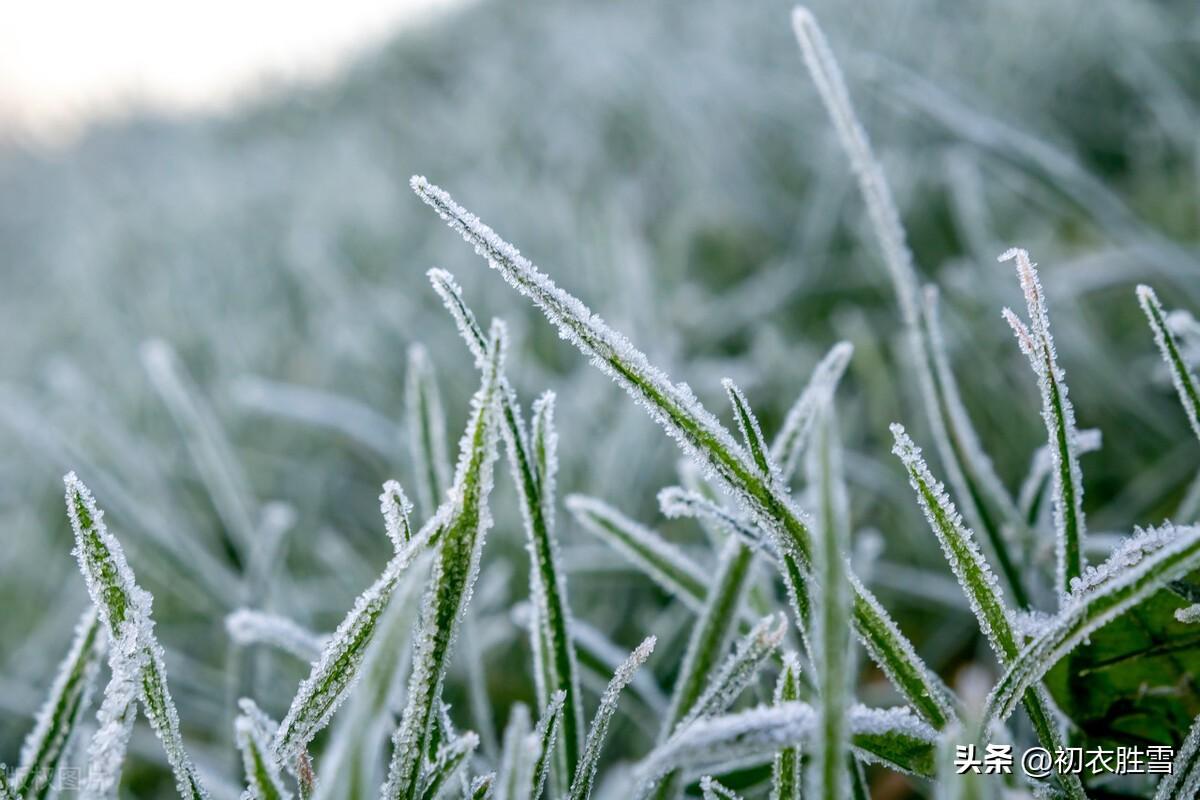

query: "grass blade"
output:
237 700 292 800
678 612 786 730
891 425 1085 799
471 774 496 800
807 405 853 800
528 691 565 800
722 379 774 478
272 509 440 764
410 176 953 729
770 341 853 483
1139 285 1200 443
700 776 743 800
65 473 209 800
382 481 416 552
15 607 104 799
770 655 802 800
226 609 326 663
566 495 708 611
568 636 656 800
984 523 1200 730
418 733 480 800
0 772 13 800
407 343 452 517
430 268 584 779
384 324 506 800
496 705 532 800
1000 247 1087 598
1155 711 1200 799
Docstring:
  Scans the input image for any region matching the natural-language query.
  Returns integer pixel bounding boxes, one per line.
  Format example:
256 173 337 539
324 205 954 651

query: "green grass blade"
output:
528 691 565 800
471 773 496 800
568 636 656 800
1000 248 1087 598
410 176 954 731
429 268 584 778
15 607 103 799
407 343 452 517
566 495 708 611
418 733 480 800
808 405 853 800
657 487 772 555
383 324 505 800
770 341 853 483
571 618 668 714
65 473 209 800
237 699 292 800
679 613 786 730
984 523 1200 730
496 705 532 800
272 510 440 763
891 425 1085 799
770 654 802 800
722 379 774 477
1139 284 1200 443
700 776 744 800
1155 710 1200 799
381 481 415 552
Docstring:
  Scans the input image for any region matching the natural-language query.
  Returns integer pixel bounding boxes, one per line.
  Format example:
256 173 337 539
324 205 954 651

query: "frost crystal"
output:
1138 284 1200 443
1175 604 1200 624
381 480 415 552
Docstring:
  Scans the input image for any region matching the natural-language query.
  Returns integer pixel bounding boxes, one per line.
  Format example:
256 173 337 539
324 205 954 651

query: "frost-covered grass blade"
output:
1138 285 1200 443
407 343 452 517
677 612 785 731
411 176 953 731
418 733 479 800
770 655 801 800
227 609 327 663
237 699 292 800
770 341 852 483
1155 711 1200 800
699 776 743 800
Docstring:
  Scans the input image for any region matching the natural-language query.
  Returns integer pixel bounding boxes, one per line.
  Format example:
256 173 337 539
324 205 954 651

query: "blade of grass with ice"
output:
226 609 326 663
430 268 584 779
0 772 12 800
272 512 440 764
237 700 292 800
566 495 708 612
496 705 532 800
984 523 1200 729
678 613 786 729
1139 285 1200 443
65 473 209 800
568 636 656 800
807 405 853 800
410 176 953 730
418 733 479 800
407 343 452 516
527 691 565 800
770 341 853 483
15 607 104 799
1000 247 1087 598
890 425 1085 799
383 325 505 800
700 777 743 800
1155 711 1200 800
382 481 416 552
471 774 496 800
770 655 802 800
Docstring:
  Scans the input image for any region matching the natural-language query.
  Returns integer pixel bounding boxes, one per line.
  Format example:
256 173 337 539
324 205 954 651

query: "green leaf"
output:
1155 711 1200 799
15 607 103 799
237 700 292 800
679 613 786 731
384 324 505 800
419 733 480 800
528 691 565 800
411 176 953 731
770 655 802 800
471 773 497 800
1139 285 1200 444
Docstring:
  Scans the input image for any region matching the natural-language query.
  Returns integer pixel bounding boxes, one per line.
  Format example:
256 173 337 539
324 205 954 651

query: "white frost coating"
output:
1012 609 1057 640
1138 285 1200 442
1176 604 1200 624
565 494 709 611
1017 429 1102 523
1000 247 1087 601
790 9 920 325
381 480 415 552
531 391 560 525
699 776 744 800
1155 710 1200 800
496 705 532 800
273 510 442 763
680 613 787 729
569 636 656 800
236 699 292 800
406 342 452 515
770 341 853 483
226 609 328 662
657 487 774 557
722 378 778 480
890 424 1015 657
82 665 140 800
568 618 668 713
16 606 102 791
1068 525 1179 597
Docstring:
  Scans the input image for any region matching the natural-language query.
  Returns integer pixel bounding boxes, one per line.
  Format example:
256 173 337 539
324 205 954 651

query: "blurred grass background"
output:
0 0 1197 795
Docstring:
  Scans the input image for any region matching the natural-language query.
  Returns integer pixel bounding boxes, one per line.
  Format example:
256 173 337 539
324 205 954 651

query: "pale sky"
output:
0 0 459 141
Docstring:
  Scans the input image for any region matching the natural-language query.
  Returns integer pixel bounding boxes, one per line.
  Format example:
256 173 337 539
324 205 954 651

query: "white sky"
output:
0 0 459 140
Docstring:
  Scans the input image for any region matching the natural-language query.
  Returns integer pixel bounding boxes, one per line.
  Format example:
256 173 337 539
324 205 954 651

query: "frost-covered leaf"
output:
65 473 209 800
15 607 104 799
272 514 439 763
384 324 505 800
410 177 952 730
1000 248 1087 598
226 609 326 663
470 773 496 800
699 776 743 800
657 487 772 556
570 618 668 715
985 523 1200 733
568 636 656 800
770 341 853 483
890 425 1084 799
382 481 416 553
722 379 774 478
770 655 801 800
1155 711 1200 800
528 691 565 800
679 612 786 730
237 699 292 800
430 269 583 779
418 733 480 800
407 343 452 517
1139 285 1200 444
496 705 532 800
566 495 708 612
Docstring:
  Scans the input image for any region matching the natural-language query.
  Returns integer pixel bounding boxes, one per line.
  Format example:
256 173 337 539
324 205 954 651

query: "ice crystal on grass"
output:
237 699 291 800
678 613 786 730
1176 604 1200 624
699 776 743 800
1000 247 1087 598
418 733 479 800
1156 711 1200 800
770 655 802 800
1138 285 1200 443
382 481 416 552
226 610 327 662
412 176 952 731
657 487 772 555
770 341 853 483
